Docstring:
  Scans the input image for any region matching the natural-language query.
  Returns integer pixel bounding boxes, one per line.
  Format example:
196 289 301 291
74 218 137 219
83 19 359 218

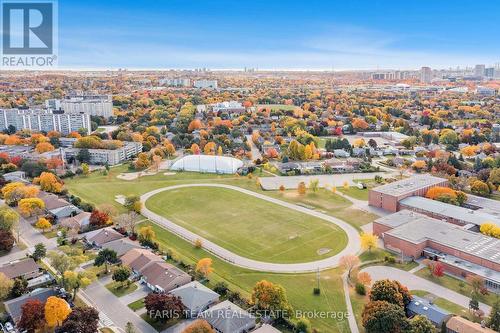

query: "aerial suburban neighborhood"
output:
0 1 499 333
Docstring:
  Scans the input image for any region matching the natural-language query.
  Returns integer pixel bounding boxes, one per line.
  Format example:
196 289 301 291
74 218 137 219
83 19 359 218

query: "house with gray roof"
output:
170 281 219 317
4 288 59 324
407 296 452 327
199 300 255 333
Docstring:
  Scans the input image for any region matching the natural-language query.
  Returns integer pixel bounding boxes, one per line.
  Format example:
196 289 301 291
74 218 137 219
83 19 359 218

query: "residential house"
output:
407 296 452 327
102 237 142 257
0 258 41 280
121 248 191 293
199 300 256 333
169 281 219 317
4 288 60 324
2 171 28 183
445 316 497 333
84 227 124 247
60 211 91 232
252 324 282 333
38 192 80 220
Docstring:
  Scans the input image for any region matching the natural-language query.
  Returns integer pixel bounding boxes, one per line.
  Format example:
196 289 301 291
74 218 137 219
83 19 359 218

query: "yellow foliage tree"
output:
297 181 306 195
45 296 71 327
18 198 45 217
35 217 52 232
81 163 90 176
480 222 500 239
360 233 378 253
35 142 55 153
353 138 366 147
411 160 427 172
204 142 216 155
196 258 213 278
38 172 63 193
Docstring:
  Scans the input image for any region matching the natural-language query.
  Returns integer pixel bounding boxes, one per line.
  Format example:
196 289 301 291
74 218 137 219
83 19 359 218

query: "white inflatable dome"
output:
170 155 243 174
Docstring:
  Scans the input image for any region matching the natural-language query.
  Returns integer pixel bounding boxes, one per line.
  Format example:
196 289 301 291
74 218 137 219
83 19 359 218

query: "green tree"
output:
10 277 28 297
408 315 434 333
48 251 75 285
94 248 118 273
32 243 46 261
362 300 407 333
112 265 131 287
488 298 500 331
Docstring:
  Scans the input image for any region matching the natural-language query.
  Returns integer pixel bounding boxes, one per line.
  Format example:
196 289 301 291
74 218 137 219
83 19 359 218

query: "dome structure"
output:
170 155 243 174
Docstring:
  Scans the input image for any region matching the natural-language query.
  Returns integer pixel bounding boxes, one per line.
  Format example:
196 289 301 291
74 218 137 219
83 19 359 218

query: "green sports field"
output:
145 186 348 263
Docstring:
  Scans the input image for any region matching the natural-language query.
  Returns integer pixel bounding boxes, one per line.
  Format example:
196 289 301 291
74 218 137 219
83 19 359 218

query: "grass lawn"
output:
99 328 114 333
128 298 145 311
350 288 368 333
359 249 419 271
145 186 348 263
141 314 182 331
105 281 138 297
337 186 369 201
138 221 351 333
42 229 59 239
414 269 497 306
256 104 300 111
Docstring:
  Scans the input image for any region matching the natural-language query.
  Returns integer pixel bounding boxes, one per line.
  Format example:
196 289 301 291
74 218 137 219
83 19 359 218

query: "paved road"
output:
361 266 492 314
245 134 262 161
140 183 361 273
342 273 360 333
81 279 157 333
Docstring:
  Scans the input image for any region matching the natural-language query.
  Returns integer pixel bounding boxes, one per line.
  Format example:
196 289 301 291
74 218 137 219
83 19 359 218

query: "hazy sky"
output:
57 0 500 70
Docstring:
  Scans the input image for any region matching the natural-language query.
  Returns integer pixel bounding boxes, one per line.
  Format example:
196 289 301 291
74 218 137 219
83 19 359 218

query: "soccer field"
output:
145 186 348 263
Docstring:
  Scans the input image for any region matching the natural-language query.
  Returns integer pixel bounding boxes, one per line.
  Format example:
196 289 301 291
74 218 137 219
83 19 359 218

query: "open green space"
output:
256 104 300 111
337 186 369 201
105 281 138 297
414 268 496 306
145 186 348 263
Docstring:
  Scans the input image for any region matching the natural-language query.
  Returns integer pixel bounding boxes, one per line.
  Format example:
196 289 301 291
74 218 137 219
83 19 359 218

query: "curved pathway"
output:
361 266 492 314
140 183 361 273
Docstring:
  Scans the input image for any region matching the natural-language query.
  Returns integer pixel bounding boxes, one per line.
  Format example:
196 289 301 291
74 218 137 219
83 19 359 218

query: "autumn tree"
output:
18 198 45 217
340 255 360 280
58 306 99 333
81 163 90 176
204 142 216 155
36 172 65 193
45 296 71 327
35 142 55 153
471 180 491 197
191 143 201 155
135 152 151 169
0 229 15 252
357 272 372 286
144 293 184 323
138 225 156 245
0 272 13 300
0 206 19 232
297 181 306 195
18 299 46 333
369 279 411 308
251 280 292 318
362 300 406 333
195 258 213 278
89 210 109 228
48 252 75 284
115 212 139 234
64 270 94 300
182 319 215 333
480 223 500 239
309 179 319 192
360 233 378 253
36 217 52 232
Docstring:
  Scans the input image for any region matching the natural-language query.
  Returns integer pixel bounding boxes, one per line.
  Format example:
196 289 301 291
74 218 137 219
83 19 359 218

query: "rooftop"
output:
0 258 39 279
407 295 450 325
382 210 500 264
370 174 447 196
400 196 500 227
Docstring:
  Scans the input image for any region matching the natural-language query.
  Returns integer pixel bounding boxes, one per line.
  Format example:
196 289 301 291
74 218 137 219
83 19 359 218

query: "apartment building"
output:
46 94 113 118
0 109 91 135
64 141 143 165
193 79 218 89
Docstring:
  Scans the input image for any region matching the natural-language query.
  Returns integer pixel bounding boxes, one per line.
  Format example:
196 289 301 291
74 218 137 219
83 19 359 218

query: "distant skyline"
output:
56 0 500 70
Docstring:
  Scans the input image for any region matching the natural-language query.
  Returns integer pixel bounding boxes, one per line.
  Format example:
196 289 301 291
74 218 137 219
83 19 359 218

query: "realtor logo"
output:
1 0 57 67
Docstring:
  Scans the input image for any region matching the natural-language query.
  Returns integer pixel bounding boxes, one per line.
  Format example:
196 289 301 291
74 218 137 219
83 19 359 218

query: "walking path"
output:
140 183 361 273
342 273 360 333
361 266 492 314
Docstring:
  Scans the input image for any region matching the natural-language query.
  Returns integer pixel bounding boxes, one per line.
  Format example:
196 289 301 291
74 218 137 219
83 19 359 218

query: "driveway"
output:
81 279 156 333
120 283 150 305
141 183 361 273
361 266 491 314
